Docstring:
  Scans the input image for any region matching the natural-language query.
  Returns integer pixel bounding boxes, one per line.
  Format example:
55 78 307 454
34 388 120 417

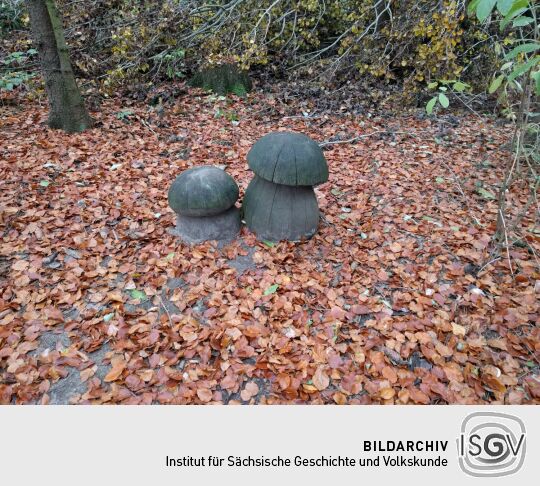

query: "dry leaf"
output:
12 260 29 271
380 387 395 400
333 392 347 405
240 382 259 401
451 323 466 337
104 356 126 382
197 388 213 402
312 366 330 391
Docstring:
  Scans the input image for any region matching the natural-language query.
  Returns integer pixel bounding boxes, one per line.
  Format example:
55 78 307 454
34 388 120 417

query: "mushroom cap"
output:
247 131 328 186
168 166 239 217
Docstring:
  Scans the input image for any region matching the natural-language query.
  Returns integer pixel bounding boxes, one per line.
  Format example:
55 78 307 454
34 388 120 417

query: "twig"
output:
452 92 484 119
440 159 482 227
319 130 382 146
159 295 173 327
379 346 409 367
319 129 426 147
137 115 158 136
477 257 501 275
498 208 515 278
282 113 322 120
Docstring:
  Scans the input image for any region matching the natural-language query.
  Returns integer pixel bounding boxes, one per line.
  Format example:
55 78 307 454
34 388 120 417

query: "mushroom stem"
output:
174 206 241 244
243 176 319 241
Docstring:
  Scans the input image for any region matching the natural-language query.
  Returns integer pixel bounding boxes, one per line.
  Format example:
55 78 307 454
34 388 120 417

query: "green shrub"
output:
0 0 25 34
0 49 36 92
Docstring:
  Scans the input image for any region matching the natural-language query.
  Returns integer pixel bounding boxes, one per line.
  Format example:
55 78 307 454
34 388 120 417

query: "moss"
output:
189 64 252 96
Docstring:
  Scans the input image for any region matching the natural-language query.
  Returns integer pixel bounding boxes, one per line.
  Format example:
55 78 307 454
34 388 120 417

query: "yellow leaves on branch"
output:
68 0 499 93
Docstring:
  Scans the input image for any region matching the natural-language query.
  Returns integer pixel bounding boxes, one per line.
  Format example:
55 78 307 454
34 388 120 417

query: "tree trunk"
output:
25 0 92 132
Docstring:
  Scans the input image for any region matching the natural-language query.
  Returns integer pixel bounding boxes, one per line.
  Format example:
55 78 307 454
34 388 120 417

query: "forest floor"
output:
0 85 539 404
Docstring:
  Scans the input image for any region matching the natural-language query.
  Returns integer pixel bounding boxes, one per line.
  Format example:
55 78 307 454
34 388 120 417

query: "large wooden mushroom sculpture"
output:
168 166 240 243
242 131 329 241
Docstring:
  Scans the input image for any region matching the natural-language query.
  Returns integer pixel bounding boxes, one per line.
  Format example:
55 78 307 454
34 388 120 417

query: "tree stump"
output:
189 64 252 96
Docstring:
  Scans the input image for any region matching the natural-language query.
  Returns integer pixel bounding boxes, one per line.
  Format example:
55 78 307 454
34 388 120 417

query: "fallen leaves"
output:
435 342 453 358
43 307 64 324
104 356 126 383
11 260 29 271
0 84 538 406
263 284 279 296
381 366 398 384
333 392 347 405
197 388 213 403
451 323 466 337
312 366 330 391
80 366 96 383
408 387 431 405
481 374 507 394
240 382 259 401
379 388 396 400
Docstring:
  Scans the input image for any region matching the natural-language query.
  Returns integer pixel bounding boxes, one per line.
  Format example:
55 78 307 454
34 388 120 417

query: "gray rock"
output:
90 343 111 382
226 246 256 274
166 277 186 290
48 368 86 405
32 330 71 357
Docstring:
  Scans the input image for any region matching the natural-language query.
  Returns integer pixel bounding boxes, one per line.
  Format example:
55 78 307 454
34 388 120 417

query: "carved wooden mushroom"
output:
168 166 240 243
242 131 329 241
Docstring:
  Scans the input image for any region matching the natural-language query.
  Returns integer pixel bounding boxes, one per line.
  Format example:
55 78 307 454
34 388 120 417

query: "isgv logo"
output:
457 412 526 477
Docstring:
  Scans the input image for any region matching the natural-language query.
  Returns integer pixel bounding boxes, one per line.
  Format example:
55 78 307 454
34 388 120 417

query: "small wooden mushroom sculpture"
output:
168 166 240 243
242 131 329 241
